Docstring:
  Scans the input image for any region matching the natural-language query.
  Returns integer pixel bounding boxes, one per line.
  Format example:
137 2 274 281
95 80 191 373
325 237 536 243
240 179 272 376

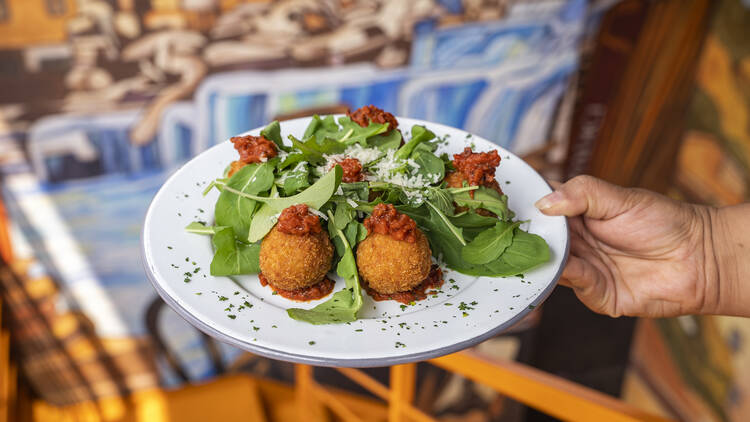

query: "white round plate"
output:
142 116 568 367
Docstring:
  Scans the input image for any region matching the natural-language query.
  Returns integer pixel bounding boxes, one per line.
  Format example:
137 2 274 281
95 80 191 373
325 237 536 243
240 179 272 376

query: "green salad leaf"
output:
367 129 402 151
215 163 274 239
453 186 513 221
289 134 346 165
412 149 445 183
395 125 435 160
287 209 364 324
185 221 227 235
337 117 389 146
461 221 521 265
247 166 343 242
277 161 310 195
210 227 261 276
483 228 550 276
260 120 285 149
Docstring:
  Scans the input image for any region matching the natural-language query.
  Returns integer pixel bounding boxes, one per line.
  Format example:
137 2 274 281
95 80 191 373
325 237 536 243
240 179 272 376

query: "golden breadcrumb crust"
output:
356 231 431 294
259 226 333 290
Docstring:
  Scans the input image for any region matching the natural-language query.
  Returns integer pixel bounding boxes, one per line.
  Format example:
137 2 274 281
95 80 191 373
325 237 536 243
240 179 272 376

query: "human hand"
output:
535 175 721 318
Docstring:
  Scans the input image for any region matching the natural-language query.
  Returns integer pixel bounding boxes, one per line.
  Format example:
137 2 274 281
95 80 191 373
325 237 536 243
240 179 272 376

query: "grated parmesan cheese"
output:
308 207 328 220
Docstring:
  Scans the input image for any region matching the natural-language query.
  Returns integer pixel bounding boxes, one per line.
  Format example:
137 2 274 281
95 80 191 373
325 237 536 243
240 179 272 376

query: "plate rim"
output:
141 116 569 367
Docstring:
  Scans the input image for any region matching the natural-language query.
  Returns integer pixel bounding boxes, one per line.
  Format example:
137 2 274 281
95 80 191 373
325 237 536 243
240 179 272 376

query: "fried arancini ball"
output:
259 205 334 291
356 204 432 295
357 231 432 294
260 226 333 291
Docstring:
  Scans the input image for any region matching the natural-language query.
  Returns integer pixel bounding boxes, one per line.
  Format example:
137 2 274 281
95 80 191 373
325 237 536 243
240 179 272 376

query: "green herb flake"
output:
218 296 228 301
228 315 236 319
458 302 475 311
308 341 316 345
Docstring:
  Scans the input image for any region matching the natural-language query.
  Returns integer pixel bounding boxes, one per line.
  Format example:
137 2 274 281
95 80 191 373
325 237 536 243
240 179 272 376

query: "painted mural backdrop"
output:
0 0 608 388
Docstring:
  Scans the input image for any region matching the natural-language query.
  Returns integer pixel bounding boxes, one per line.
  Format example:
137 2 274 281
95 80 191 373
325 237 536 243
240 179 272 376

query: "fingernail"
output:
535 191 563 211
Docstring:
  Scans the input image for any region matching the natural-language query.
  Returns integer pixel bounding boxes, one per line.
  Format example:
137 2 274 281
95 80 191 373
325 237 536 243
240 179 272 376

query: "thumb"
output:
534 175 634 219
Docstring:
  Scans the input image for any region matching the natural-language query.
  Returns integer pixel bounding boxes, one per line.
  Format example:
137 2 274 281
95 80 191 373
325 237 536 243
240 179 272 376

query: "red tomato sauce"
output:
347 105 399 132
335 157 364 183
231 135 277 164
363 265 444 304
363 203 417 243
451 147 501 196
276 204 322 236
259 273 335 301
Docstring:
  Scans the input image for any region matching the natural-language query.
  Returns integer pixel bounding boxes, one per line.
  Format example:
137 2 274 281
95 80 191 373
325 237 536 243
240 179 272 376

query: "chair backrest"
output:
144 296 226 384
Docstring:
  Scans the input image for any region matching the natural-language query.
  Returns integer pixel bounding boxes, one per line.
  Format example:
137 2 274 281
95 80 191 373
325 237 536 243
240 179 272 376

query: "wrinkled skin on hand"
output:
536 175 719 318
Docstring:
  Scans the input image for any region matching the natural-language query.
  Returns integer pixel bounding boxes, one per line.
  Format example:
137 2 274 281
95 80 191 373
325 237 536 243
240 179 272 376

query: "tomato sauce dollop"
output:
347 105 399 132
276 204 322 236
335 157 364 183
231 135 278 164
364 265 443 304
259 273 334 301
451 147 501 195
364 203 418 243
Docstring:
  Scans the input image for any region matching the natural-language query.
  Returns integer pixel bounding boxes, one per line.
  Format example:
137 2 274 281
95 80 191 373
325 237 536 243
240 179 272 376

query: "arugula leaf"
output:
368 129 402 151
449 212 499 229
337 117 390 146
260 120 285 149
453 187 513 221
278 152 306 170
185 221 227 235
210 227 261 276
461 221 521 265
287 210 363 324
289 135 346 165
395 125 435 160
425 201 465 246
215 163 274 239
333 201 355 230
277 162 310 195
202 177 228 195
412 150 445 183
485 228 550 276
247 166 343 242
449 211 499 239
303 115 339 139
341 182 369 201
426 188 454 216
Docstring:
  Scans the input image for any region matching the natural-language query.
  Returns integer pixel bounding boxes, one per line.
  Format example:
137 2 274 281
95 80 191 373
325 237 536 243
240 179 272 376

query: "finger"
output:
534 175 635 220
561 255 610 314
